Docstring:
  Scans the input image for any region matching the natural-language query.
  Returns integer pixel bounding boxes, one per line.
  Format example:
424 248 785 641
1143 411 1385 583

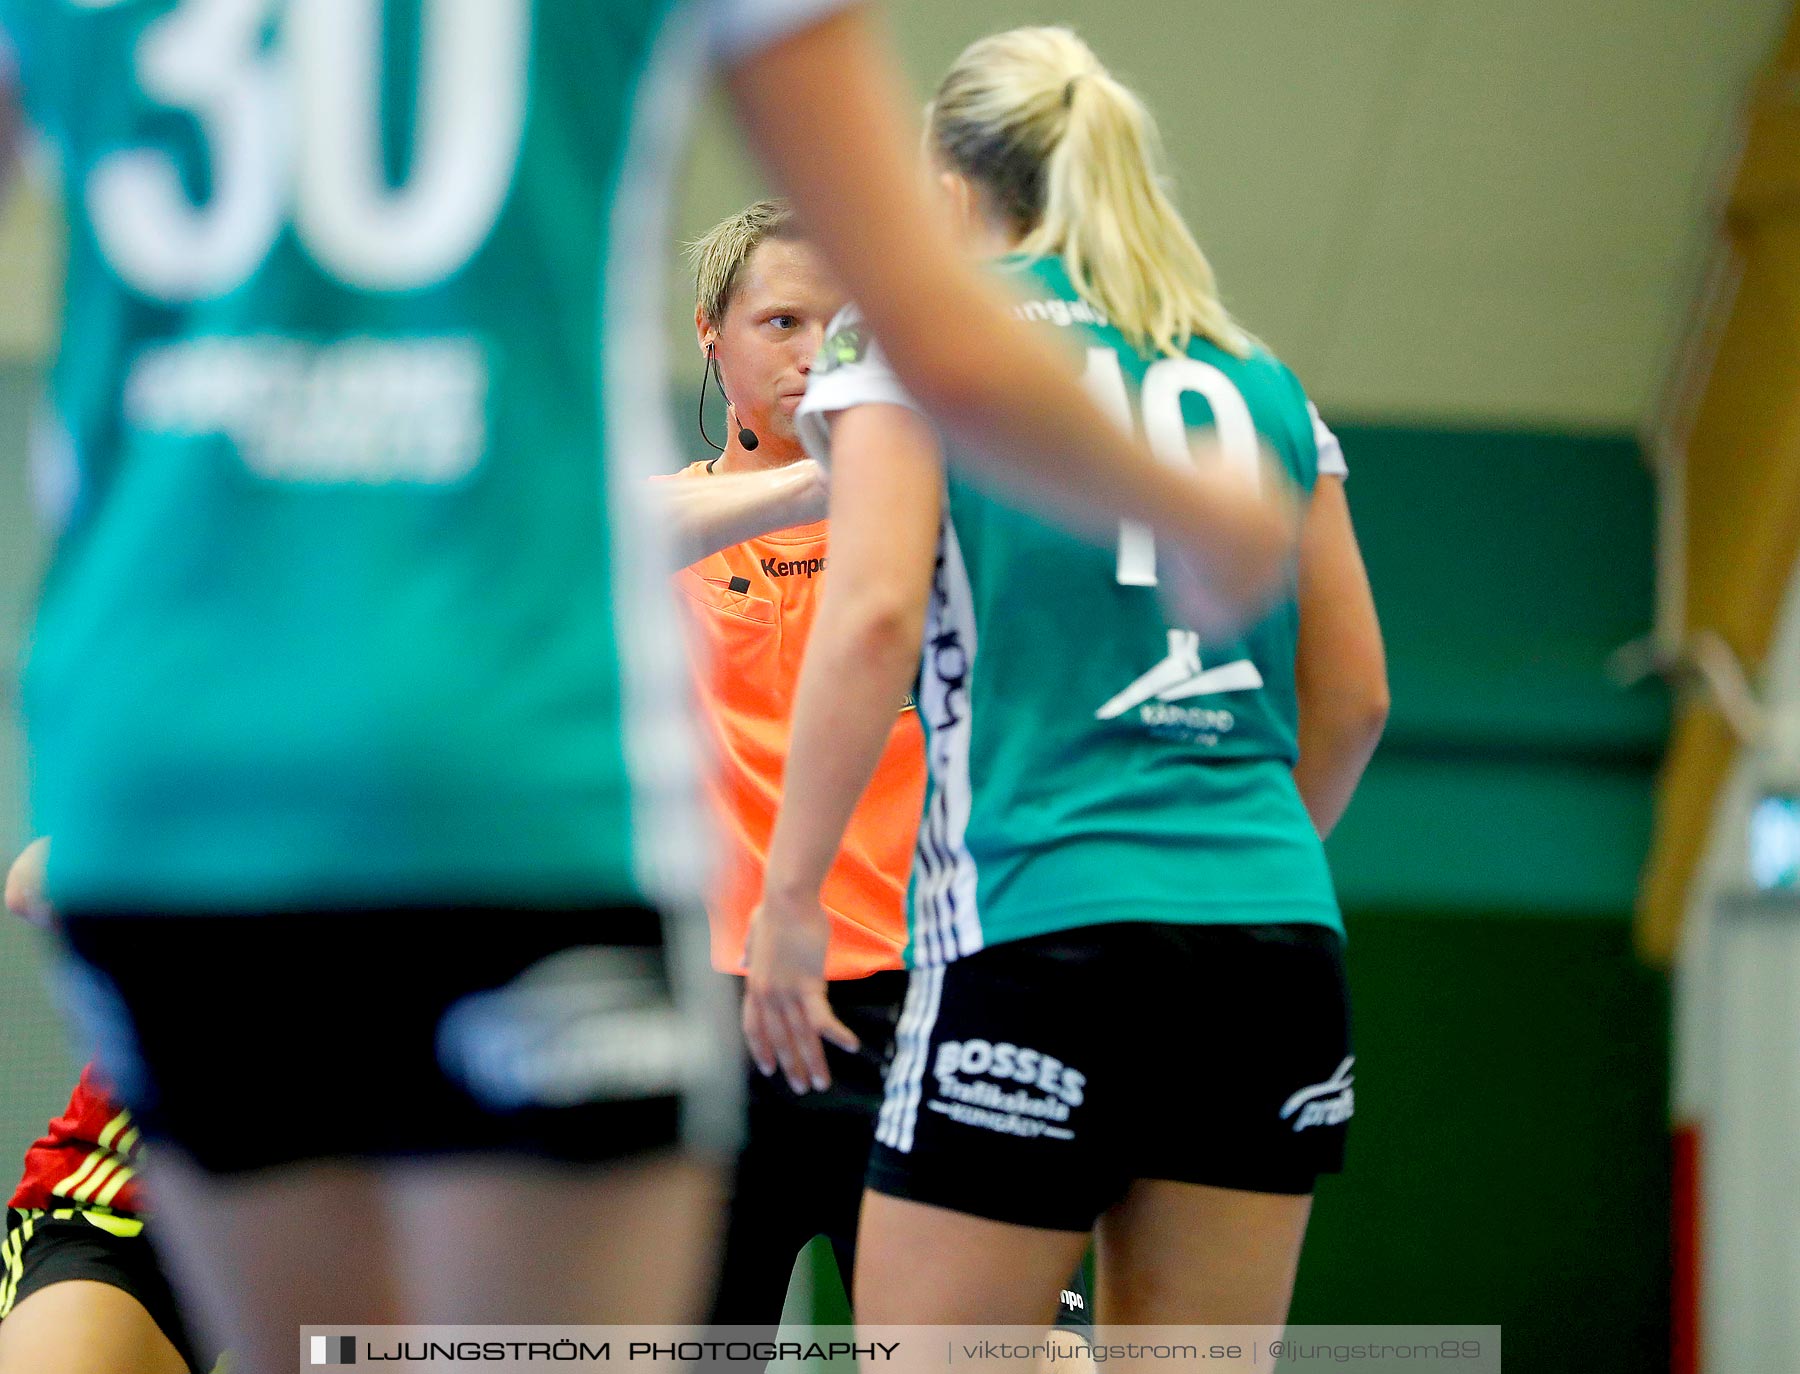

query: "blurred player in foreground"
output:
0 840 214 1374
0 3 1295 1370
746 24 1386 1339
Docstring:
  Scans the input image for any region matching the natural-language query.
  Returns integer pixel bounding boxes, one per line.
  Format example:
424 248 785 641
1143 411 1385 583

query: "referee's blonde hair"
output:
927 27 1248 359
688 198 798 327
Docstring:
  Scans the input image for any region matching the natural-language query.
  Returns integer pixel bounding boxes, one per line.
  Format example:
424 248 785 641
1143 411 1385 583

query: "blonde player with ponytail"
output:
746 27 1387 1334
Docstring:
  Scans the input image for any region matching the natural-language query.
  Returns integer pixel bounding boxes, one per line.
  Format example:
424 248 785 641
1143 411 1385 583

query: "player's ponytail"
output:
927 27 1248 359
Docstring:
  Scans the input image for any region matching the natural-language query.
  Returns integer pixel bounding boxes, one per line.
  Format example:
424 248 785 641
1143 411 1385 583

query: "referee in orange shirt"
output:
662 199 920 1325
658 201 1089 1336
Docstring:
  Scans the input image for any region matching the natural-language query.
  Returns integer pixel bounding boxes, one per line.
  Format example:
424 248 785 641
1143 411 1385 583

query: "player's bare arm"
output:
1292 477 1389 837
656 459 828 564
5 837 52 927
744 402 941 1094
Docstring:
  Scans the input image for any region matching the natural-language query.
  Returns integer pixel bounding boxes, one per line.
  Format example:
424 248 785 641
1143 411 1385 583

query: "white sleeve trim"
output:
799 369 922 419
794 370 923 466
704 0 863 66
1309 401 1347 480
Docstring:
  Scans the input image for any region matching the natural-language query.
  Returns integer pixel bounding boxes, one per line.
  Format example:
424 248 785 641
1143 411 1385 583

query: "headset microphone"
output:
699 343 760 454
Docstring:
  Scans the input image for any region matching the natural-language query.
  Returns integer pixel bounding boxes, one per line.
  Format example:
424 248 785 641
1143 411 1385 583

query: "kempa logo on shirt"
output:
760 555 827 579
1097 629 1264 728
1279 1056 1355 1132
928 1038 1087 1141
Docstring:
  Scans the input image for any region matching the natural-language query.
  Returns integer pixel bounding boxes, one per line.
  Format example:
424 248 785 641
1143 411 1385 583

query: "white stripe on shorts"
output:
875 968 928 1149
876 965 945 1154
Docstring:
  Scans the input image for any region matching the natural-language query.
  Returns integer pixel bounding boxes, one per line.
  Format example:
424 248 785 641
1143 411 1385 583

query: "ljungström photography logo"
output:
309 1334 356 1365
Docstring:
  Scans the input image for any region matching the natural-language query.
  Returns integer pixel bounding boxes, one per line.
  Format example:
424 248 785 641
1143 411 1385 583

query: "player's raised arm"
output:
722 5 1298 640
655 460 828 564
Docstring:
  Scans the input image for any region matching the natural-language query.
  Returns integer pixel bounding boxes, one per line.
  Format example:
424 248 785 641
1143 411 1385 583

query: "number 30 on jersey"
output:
87 0 530 301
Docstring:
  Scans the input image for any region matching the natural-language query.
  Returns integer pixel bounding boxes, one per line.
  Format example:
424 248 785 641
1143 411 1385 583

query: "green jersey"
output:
797 255 1347 965
4 0 851 911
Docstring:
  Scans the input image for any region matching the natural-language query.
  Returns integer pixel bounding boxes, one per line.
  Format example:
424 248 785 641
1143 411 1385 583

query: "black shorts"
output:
55 905 738 1175
868 922 1353 1232
0 1208 208 1373
710 970 1092 1334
